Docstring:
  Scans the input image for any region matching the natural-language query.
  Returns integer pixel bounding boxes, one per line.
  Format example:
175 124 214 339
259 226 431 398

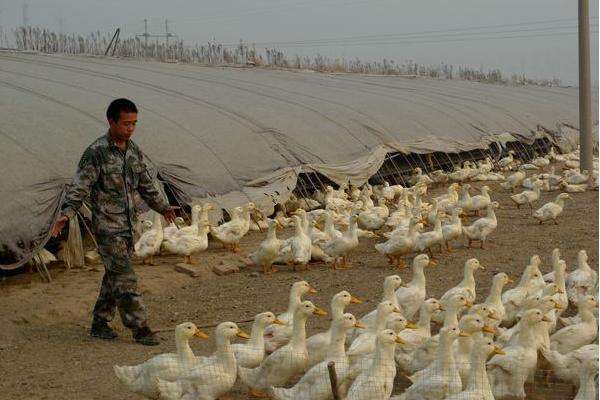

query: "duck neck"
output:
486 206 496 220
437 335 456 367
288 290 302 314
554 196 565 207
331 300 346 320
383 284 398 306
326 325 348 359
409 263 426 290
249 320 266 348
190 208 200 227
460 266 476 292
374 310 390 332
577 255 592 274
372 342 396 371
153 212 163 232
485 279 505 306
417 308 433 335
214 333 235 366
290 312 308 348
443 305 460 327
294 220 304 237
346 220 358 240
199 207 210 226
466 347 490 392
175 334 196 365
456 332 474 355
554 269 566 293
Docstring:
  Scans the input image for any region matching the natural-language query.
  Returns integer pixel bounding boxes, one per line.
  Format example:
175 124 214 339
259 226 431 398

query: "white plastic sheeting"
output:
0 51 595 268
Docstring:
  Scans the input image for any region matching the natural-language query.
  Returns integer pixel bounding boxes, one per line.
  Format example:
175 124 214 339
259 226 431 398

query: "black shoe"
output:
90 320 118 340
133 327 160 346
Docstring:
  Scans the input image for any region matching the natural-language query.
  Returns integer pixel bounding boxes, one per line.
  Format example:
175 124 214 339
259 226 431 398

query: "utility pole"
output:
22 1 29 27
578 0 594 172
143 18 149 47
165 19 171 47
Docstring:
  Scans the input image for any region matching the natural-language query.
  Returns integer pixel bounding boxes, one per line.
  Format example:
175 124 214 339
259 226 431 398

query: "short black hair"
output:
106 98 138 122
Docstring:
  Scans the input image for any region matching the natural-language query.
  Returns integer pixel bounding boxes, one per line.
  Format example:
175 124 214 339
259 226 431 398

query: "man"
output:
52 98 177 346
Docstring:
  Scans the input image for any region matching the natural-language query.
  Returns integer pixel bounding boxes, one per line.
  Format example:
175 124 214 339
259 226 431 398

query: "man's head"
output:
106 98 138 142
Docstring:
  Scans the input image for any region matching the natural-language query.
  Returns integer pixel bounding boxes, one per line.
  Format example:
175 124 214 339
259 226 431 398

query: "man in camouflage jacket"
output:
52 98 177 346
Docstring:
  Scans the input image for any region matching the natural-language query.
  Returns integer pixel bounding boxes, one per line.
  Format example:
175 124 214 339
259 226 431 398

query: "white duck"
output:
306 290 362 367
395 298 442 358
248 219 283 274
345 329 404 400
541 343 599 387
533 193 571 224
439 258 484 308
483 272 513 324
566 250 598 303
162 216 185 244
347 301 401 363
470 185 492 216
565 169 590 184
532 155 550 168
276 213 312 271
441 206 463 252
407 293 472 373
355 275 403 334
574 355 599 400
263 281 316 353
156 322 249 400
397 326 464 400
462 201 498 249
444 335 504 400
321 214 359 269
375 217 422 268
134 211 164 265
358 198 388 230
233 312 283 369
162 221 210 264
395 254 434 319
270 313 362 400
498 150 516 169
500 170 526 191
238 301 327 397
502 260 544 325
414 215 444 259
452 314 495 388
435 183 460 212
549 295 598 354
210 202 256 252
113 322 208 399
510 180 544 213
487 308 550 400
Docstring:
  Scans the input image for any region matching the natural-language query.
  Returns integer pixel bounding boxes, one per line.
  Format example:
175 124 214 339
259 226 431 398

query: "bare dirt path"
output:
0 180 597 399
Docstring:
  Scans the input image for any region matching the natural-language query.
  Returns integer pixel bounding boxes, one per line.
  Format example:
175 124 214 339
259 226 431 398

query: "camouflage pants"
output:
92 235 148 331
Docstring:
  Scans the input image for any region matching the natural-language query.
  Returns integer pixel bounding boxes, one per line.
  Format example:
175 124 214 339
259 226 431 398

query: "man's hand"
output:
52 215 69 237
162 206 179 224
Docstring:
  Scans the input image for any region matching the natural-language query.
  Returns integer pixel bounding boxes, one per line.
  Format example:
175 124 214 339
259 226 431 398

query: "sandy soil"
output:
0 178 597 400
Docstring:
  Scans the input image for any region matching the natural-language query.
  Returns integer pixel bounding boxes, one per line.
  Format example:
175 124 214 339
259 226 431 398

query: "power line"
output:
174 0 391 23
220 17 599 47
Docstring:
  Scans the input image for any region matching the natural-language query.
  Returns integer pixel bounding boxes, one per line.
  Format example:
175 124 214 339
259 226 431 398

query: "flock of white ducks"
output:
117 146 598 399
115 246 597 399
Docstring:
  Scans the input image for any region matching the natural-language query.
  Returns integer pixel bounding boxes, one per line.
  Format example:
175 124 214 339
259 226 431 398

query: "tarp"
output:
0 51 597 268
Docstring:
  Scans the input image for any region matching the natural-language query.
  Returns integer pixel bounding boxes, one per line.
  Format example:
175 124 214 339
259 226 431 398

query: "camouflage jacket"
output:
62 132 170 237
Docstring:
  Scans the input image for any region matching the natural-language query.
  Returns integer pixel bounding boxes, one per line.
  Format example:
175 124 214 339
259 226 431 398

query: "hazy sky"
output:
1 0 598 85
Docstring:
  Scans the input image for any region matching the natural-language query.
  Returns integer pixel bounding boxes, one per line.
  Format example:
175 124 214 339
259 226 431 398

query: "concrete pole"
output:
578 0 594 172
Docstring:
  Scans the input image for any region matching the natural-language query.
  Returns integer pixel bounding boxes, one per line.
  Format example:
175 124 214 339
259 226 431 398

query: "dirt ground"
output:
0 178 598 400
